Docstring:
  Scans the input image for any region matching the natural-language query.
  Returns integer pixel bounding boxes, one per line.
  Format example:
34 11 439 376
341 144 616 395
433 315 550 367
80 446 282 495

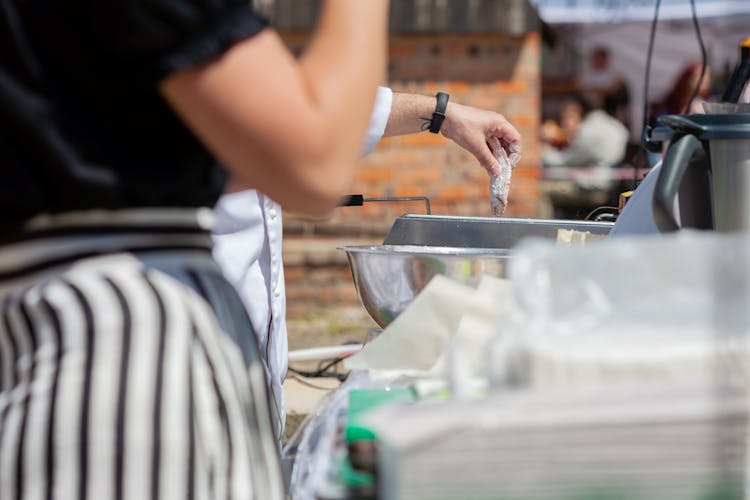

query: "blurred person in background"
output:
542 94 629 171
541 94 629 219
577 46 631 128
214 86 524 440
0 1 402 499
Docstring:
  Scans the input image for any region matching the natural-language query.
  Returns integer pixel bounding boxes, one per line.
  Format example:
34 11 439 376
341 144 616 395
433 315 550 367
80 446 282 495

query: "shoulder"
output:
89 0 268 83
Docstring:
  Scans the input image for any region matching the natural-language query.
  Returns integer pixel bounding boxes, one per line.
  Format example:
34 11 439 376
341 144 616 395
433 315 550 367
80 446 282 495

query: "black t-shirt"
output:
0 0 267 238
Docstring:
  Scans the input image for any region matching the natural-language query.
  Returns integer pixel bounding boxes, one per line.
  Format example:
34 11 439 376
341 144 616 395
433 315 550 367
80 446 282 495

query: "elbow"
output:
247 134 355 215
274 131 359 215
221 115 362 216
283 158 356 216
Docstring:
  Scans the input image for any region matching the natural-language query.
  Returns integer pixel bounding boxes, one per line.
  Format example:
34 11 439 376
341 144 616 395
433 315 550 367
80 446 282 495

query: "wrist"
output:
421 92 449 133
439 101 457 139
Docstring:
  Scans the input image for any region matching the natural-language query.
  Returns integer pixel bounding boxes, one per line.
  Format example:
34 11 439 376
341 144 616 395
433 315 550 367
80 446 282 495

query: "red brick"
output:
318 287 336 303
284 285 318 302
392 185 428 198
336 283 360 303
283 266 307 281
395 167 443 184
355 166 395 183
438 185 470 202
510 115 537 128
443 81 472 93
389 43 416 58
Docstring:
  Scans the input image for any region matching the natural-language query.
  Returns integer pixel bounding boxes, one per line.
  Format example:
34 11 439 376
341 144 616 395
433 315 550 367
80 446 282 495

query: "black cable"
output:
316 356 346 374
637 0 662 189
287 339 367 381
287 331 378 382
642 0 661 136
685 0 708 114
585 206 619 221
287 359 348 381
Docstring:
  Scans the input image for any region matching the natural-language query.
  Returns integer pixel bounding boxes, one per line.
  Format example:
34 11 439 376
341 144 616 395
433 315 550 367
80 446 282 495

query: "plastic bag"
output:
491 230 750 389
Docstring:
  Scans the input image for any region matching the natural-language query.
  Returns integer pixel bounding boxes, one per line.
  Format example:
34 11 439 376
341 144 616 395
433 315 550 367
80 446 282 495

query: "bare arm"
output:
384 93 522 175
159 1 389 216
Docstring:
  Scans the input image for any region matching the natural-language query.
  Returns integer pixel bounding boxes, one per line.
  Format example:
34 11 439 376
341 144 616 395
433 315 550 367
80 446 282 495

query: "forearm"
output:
383 92 437 136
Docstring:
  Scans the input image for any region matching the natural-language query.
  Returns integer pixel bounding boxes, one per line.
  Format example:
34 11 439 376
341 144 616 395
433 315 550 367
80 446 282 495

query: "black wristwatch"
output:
427 92 449 133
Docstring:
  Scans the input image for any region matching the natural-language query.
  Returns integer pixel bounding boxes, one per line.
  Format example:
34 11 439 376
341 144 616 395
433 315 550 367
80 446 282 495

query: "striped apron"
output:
0 209 284 500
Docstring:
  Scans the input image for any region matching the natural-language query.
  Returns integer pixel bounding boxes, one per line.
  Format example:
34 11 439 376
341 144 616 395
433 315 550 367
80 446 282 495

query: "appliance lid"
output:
656 113 750 140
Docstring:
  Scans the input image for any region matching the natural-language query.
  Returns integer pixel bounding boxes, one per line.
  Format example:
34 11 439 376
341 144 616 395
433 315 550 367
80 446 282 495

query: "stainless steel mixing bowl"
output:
338 244 512 327
339 216 613 327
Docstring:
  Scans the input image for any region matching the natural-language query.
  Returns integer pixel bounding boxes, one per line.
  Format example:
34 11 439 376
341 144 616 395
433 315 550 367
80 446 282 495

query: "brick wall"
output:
280 31 542 328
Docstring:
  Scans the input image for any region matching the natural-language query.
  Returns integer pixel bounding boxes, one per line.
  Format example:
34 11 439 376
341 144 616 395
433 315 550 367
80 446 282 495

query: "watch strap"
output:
428 92 450 133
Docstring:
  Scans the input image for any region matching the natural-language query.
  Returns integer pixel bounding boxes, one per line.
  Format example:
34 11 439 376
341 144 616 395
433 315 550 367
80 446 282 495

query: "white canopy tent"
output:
531 0 750 137
531 0 750 23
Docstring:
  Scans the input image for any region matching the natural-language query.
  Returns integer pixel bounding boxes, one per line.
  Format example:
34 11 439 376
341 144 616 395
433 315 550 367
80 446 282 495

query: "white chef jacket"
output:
212 86 393 433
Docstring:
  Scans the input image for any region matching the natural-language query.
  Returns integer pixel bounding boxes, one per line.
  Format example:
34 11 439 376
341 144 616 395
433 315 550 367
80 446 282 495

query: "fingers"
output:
504 140 522 167
468 135 500 176
471 123 520 176
478 142 501 176
487 117 522 166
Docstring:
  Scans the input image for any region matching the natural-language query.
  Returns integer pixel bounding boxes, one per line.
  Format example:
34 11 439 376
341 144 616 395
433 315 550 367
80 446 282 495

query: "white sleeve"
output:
361 86 393 156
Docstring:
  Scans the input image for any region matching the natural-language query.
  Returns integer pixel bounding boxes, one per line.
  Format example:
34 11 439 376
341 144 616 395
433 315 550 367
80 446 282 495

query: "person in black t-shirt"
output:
0 2 395 499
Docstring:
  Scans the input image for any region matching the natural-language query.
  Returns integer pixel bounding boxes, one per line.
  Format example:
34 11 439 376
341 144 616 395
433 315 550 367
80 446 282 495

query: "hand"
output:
440 102 522 176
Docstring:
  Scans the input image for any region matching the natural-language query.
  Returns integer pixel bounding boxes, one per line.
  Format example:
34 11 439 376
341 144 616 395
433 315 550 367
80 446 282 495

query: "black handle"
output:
337 194 431 214
652 133 705 232
338 194 364 207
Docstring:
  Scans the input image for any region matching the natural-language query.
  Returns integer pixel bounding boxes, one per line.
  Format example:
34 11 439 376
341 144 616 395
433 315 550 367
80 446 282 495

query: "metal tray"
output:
383 214 613 249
